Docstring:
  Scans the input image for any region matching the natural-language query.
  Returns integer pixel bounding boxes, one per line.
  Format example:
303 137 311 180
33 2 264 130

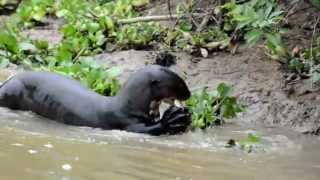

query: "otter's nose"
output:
177 88 191 100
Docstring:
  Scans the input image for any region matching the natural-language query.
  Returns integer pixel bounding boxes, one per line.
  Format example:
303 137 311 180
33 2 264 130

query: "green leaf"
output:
310 0 320 9
0 57 10 68
32 9 46 21
102 16 115 30
265 33 280 46
87 22 100 33
222 98 237 118
221 2 237 11
132 0 149 8
0 31 19 54
179 21 193 32
265 33 287 57
245 29 263 46
61 24 77 37
217 83 232 98
35 40 49 50
56 48 73 62
94 31 106 46
269 9 284 18
288 58 304 73
19 42 37 52
312 72 320 83
56 9 69 17
187 83 242 129
247 134 261 143
107 67 121 77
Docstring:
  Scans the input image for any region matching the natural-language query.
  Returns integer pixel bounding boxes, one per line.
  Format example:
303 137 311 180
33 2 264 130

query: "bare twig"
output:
286 6 313 18
167 0 173 20
117 13 205 24
309 16 320 88
196 7 216 33
284 0 299 19
196 12 210 32
88 10 99 19
73 47 87 63
190 15 199 29
310 17 320 62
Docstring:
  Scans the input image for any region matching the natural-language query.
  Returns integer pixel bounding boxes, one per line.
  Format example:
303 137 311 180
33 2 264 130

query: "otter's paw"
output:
161 106 191 135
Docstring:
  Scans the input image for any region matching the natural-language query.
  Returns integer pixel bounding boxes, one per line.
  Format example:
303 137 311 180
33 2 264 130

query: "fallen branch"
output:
196 15 210 32
73 47 87 63
117 13 205 24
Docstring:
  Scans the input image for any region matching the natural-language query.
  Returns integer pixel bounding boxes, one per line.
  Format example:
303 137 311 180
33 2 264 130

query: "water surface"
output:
1 107 320 180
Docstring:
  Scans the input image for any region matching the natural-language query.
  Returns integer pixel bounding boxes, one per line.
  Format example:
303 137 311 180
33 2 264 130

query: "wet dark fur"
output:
0 65 191 135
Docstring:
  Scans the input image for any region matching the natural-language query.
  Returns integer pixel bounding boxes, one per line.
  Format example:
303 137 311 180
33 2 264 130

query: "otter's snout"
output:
177 88 191 100
175 82 191 101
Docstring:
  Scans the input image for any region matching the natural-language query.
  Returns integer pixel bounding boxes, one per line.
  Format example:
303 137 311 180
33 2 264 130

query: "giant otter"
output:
0 65 191 135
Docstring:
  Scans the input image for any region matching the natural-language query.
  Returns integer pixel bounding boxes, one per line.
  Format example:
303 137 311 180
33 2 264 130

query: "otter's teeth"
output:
163 98 175 105
149 100 161 119
174 100 183 107
158 100 185 119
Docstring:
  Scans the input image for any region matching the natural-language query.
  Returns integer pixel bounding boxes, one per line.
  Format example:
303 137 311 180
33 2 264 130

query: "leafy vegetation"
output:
0 25 121 96
288 36 320 85
1 0 291 58
47 58 121 96
310 0 320 9
221 0 287 59
16 0 54 27
186 83 243 129
226 133 262 153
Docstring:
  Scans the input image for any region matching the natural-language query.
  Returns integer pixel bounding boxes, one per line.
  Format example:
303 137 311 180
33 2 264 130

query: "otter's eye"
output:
151 79 160 85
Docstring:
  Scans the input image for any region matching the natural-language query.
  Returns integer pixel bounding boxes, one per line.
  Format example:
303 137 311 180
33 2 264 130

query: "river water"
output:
1 106 320 180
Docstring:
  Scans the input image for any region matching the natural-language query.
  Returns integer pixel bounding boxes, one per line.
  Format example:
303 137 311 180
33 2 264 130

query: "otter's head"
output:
117 65 190 119
146 65 191 101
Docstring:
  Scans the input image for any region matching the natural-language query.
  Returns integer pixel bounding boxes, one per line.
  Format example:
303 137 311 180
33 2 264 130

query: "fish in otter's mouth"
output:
149 98 185 122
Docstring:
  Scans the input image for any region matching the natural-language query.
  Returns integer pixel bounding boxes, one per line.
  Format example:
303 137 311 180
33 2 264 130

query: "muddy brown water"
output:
1 69 320 180
1 107 320 180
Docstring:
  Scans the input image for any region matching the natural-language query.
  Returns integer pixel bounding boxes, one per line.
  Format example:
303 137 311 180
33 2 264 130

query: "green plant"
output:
0 29 44 65
310 0 320 9
54 0 159 52
238 133 261 150
222 0 287 59
47 57 121 96
186 83 243 129
288 36 320 85
0 31 121 96
226 133 262 153
16 0 55 27
0 30 19 55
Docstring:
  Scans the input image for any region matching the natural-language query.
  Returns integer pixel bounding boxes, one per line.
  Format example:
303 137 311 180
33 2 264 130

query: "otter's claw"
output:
160 106 191 135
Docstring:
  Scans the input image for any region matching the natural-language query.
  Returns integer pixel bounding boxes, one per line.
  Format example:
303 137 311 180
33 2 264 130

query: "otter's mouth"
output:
149 98 184 121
